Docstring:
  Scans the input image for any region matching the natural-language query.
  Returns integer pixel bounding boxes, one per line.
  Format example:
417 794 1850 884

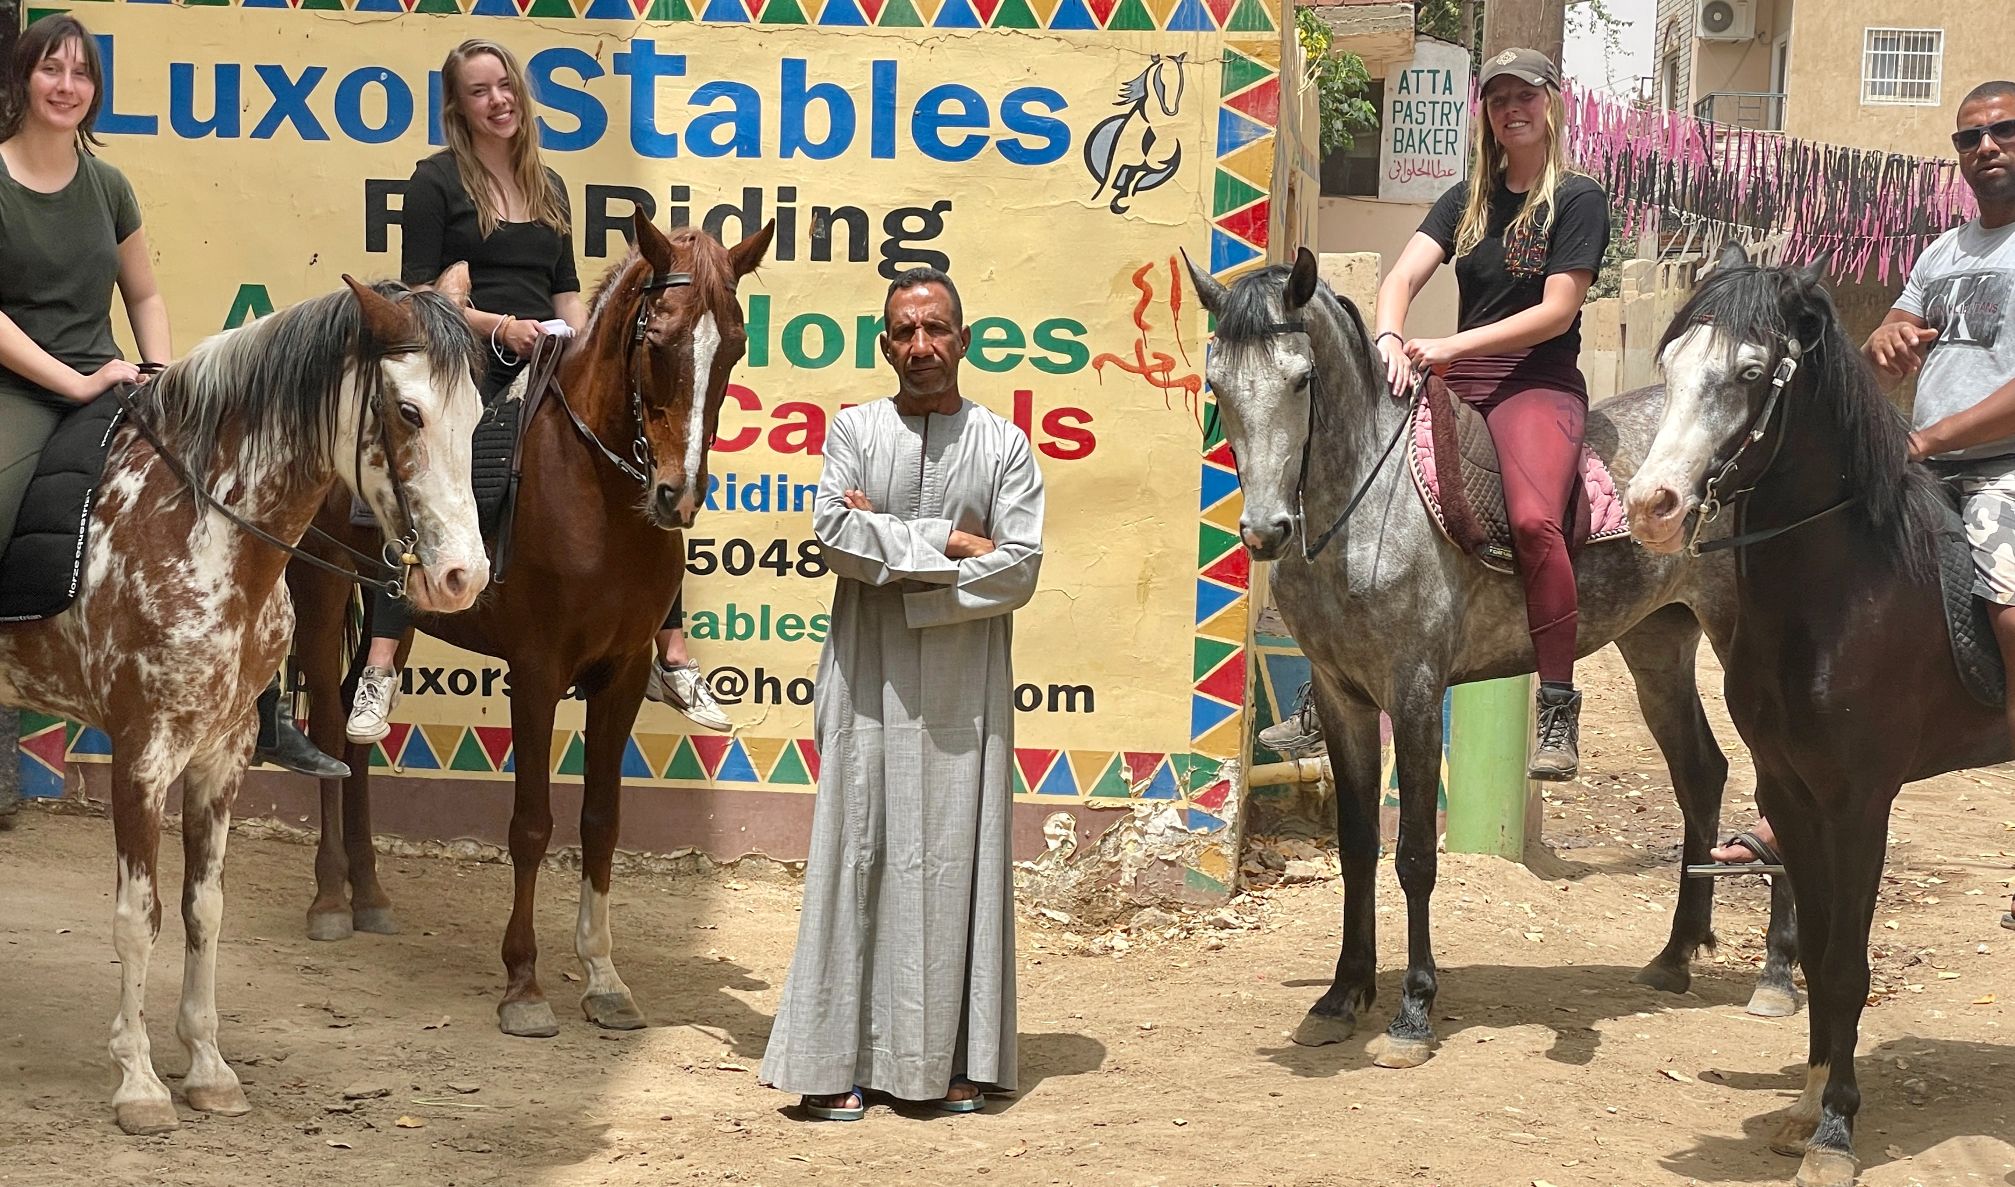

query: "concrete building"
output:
1659 0 1989 157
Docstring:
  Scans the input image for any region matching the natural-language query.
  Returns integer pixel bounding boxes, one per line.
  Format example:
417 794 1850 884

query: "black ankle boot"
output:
1528 683 1582 782
253 678 351 780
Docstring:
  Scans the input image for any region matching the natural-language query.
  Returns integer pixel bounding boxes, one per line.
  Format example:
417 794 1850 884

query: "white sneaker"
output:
645 660 731 731
346 666 399 745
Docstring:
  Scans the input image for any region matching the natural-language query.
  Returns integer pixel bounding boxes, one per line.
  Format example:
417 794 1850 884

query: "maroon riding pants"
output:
1446 353 1589 685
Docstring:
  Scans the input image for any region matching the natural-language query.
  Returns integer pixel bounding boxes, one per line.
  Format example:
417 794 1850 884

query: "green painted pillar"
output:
1445 675 1533 859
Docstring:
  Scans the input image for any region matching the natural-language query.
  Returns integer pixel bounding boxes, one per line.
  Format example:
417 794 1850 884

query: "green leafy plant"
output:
1297 7 1380 156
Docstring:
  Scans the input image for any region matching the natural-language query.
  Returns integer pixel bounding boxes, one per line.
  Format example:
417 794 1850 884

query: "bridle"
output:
1243 312 1416 562
1681 323 1858 557
550 265 694 488
121 335 431 599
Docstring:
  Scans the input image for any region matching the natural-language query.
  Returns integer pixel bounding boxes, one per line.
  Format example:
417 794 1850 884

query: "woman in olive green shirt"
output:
0 15 169 546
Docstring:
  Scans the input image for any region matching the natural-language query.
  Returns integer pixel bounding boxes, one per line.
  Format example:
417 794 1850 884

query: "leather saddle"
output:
1404 375 1630 575
1930 482 2008 709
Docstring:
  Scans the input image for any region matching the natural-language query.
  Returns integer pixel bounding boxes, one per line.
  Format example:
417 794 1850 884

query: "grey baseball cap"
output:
1479 47 1560 90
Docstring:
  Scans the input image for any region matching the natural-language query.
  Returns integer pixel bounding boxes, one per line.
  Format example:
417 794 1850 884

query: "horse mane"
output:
147 282 477 485
1212 264 1381 396
1664 262 1943 578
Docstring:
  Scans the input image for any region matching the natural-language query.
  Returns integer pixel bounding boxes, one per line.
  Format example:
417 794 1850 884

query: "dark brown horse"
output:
1626 244 2009 1187
290 213 772 1037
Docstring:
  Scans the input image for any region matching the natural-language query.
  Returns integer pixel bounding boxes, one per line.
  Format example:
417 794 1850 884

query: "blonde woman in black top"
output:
346 39 729 744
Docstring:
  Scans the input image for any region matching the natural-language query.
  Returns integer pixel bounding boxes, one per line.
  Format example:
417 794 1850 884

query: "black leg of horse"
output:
1613 611 1732 996
1788 803 1889 1187
1759 779 1839 1165
1374 684 1445 1069
1293 688 1384 1047
1753 871 1802 1018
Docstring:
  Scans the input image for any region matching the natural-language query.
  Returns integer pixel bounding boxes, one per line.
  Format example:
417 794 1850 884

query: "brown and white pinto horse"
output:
0 274 488 1134
291 214 772 1038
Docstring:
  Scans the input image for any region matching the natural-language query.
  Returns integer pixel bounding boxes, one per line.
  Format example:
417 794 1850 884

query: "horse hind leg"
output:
107 746 181 1134
576 666 649 1031
1612 612 1733 996
1292 687 1383 1047
174 738 251 1119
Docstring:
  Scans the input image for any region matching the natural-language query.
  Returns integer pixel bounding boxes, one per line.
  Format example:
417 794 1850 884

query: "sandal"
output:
803 1087 866 1121
935 1076 987 1114
2001 898 2013 932
1684 828 1788 879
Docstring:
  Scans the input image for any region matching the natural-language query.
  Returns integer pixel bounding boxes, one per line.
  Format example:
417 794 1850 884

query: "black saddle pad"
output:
471 400 519 542
0 396 125 623
1933 492 2007 709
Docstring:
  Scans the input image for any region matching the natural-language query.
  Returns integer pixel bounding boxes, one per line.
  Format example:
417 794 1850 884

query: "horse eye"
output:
1739 364 1764 382
398 402 424 428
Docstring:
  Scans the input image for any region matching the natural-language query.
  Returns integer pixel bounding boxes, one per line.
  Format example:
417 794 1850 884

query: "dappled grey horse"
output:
1187 248 1792 1065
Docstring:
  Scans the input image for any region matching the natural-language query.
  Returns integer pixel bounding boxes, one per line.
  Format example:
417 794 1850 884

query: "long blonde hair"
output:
439 40 568 239
1452 84 1583 259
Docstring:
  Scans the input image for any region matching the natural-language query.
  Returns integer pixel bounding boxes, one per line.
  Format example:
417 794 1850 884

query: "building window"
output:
1320 78 1385 198
1861 28 1943 106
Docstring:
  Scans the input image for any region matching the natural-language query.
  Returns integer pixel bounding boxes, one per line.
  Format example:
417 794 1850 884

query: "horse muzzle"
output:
649 482 700 531
1240 513 1295 562
1624 482 1696 556
405 554 490 613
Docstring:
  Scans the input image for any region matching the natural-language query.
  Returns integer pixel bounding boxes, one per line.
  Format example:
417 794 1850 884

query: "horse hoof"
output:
1371 1035 1434 1069
1289 1011 1357 1047
1631 961 1691 995
1746 984 1801 1018
352 907 400 936
498 1000 560 1039
582 992 647 1031
115 1099 180 1135
1794 1149 1858 1187
183 1083 251 1117
306 911 353 942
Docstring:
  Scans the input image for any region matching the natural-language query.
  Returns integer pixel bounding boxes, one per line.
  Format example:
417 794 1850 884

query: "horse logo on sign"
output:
1083 53 1188 215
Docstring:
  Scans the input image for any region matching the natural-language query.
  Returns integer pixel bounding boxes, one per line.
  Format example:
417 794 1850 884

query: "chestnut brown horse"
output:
0 276 488 1132
1627 244 2009 1187
290 213 773 1038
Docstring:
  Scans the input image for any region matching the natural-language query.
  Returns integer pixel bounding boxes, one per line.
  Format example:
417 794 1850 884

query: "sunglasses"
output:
1953 119 2015 153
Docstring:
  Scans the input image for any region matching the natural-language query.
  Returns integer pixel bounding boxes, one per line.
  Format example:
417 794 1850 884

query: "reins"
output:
121 351 426 598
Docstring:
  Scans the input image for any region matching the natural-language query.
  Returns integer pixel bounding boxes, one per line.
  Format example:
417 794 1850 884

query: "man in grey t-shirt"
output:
1764 78 2015 930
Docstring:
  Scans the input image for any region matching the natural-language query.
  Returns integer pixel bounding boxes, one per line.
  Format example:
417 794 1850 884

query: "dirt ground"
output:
2 647 2011 1187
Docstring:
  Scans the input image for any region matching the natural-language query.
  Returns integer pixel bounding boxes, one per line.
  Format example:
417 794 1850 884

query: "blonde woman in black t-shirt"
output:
1376 48 1608 780
346 39 730 745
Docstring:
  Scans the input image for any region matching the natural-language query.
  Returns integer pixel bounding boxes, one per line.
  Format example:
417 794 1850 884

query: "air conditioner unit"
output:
1697 0 1755 40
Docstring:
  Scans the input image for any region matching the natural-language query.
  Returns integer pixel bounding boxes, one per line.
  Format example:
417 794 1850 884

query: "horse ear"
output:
427 262 472 308
1716 239 1749 271
633 208 674 275
1797 249 1834 288
729 220 775 280
1286 246 1319 311
343 275 414 346
1180 249 1229 316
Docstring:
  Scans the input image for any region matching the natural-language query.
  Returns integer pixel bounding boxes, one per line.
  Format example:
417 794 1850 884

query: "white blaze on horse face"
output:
682 311 722 511
1628 324 1771 550
1209 339 1311 555
376 353 488 612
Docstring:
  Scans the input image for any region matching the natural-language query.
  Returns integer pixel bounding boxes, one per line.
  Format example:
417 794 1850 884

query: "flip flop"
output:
2001 900 2013 931
803 1087 866 1121
935 1076 986 1114
1684 828 1788 879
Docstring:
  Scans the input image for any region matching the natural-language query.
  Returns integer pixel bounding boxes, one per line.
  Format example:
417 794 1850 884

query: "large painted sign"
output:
18 0 1302 892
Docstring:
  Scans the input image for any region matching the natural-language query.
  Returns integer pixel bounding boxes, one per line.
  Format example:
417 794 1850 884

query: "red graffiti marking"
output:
1092 255 1204 417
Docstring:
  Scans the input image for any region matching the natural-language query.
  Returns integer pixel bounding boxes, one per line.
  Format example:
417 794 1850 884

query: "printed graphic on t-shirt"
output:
1921 270 2012 349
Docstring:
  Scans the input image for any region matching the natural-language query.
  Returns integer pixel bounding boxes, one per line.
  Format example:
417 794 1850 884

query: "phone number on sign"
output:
687 536 827 579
